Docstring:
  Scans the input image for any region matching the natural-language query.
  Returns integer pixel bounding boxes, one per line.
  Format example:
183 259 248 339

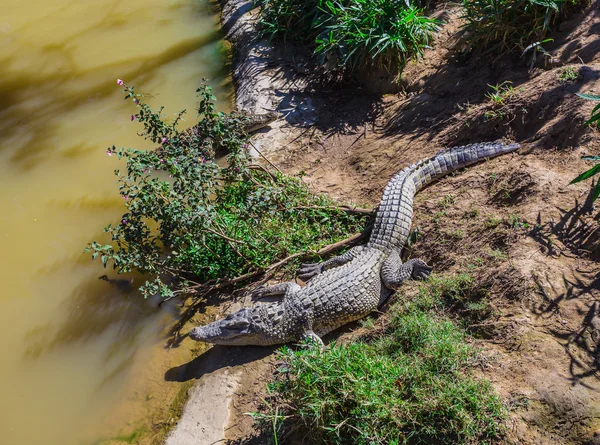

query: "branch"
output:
287 205 375 215
158 223 374 305
203 226 244 244
248 140 283 175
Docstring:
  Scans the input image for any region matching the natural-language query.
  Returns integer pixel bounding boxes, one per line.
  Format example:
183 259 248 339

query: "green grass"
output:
175 175 368 281
559 66 579 82
486 82 516 106
264 272 506 444
484 215 503 229
461 0 589 56
507 213 529 229
256 0 440 75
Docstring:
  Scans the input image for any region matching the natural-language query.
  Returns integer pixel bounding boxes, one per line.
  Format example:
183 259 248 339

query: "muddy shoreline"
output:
166 1 600 444
165 1 305 443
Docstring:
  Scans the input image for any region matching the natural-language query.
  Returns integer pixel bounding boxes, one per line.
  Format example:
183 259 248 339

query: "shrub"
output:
85 80 368 298
460 0 589 56
256 0 440 75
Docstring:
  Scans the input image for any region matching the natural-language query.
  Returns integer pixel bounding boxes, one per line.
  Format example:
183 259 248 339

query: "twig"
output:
248 163 277 181
311 223 373 257
248 140 283 174
287 205 375 215
204 226 244 244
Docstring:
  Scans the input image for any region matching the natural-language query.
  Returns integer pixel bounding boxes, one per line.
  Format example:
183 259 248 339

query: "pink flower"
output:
122 195 127 200
133 98 139 105
117 79 124 86
122 219 127 225
160 159 165 164
106 150 112 156
131 115 135 121
162 137 167 144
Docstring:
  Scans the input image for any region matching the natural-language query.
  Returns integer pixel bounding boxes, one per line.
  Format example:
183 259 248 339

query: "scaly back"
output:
367 142 520 252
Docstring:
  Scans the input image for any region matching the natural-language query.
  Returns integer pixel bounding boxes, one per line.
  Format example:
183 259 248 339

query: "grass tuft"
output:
256 0 440 76
272 309 505 444
460 0 589 56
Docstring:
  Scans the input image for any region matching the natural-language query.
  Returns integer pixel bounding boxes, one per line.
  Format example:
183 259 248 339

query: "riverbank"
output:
162 1 310 442
168 1 600 444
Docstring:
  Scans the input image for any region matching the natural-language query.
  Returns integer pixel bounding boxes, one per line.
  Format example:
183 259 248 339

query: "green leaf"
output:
593 181 600 203
576 93 600 101
570 164 600 184
584 113 600 126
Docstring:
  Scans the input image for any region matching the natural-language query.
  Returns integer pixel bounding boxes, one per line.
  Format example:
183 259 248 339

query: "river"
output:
0 1 230 444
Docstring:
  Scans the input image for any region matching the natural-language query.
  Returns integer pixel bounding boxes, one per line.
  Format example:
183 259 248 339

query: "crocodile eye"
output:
231 319 250 328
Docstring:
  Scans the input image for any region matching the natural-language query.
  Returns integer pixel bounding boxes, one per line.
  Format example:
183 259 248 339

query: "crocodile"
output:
189 141 520 346
181 110 277 144
156 110 278 155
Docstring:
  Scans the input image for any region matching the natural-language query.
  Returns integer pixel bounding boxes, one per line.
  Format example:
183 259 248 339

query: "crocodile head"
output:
189 308 269 346
243 110 278 133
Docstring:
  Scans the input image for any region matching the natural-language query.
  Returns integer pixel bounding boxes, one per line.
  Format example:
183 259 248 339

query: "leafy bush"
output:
85 80 368 298
570 93 600 202
460 0 588 55
256 0 440 74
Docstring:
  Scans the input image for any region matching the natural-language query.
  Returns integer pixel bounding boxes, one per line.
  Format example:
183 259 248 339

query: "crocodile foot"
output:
411 259 433 280
301 330 324 348
297 262 324 282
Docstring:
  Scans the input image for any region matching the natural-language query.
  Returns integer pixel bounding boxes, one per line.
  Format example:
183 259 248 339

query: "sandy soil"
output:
166 1 600 444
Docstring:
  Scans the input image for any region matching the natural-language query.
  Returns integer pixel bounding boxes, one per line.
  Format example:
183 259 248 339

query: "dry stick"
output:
248 140 283 175
248 164 277 181
288 205 375 215
204 226 244 244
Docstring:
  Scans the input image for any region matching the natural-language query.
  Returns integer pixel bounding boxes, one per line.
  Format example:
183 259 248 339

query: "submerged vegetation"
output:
261 272 505 444
86 81 368 298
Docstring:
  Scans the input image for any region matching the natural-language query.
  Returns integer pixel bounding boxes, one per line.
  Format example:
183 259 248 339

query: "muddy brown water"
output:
0 1 231 444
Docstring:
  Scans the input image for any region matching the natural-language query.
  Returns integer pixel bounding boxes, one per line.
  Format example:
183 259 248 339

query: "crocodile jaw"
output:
189 308 265 345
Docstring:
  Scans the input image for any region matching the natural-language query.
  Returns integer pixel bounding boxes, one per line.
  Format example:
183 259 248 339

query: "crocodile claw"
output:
297 263 324 282
412 261 433 281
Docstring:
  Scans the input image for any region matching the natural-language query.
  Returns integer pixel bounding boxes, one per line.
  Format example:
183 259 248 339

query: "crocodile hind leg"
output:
251 282 301 300
303 330 324 347
297 246 366 281
381 249 432 291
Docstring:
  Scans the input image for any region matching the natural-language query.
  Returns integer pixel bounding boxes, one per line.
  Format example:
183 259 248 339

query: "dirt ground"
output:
165 2 600 445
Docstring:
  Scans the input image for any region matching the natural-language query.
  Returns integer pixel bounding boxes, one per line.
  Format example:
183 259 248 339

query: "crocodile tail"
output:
367 141 520 251
412 141 520 192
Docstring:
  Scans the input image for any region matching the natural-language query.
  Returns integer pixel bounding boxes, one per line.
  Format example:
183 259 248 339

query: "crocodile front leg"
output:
381 249 432 290
298 246 366 281
251 282 301 300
